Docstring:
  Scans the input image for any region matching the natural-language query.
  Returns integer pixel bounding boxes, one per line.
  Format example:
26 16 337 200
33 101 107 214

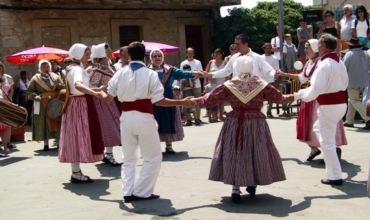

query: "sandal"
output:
70 170 94 183
102 153 123 166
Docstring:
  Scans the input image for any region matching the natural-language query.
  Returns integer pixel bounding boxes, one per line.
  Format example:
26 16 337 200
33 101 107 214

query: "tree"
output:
213 0 313 55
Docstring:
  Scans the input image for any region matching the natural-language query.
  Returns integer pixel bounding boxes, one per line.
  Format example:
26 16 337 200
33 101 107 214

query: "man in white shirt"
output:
261 42 280 118
180 47 203 125
271 25 285 67
288 34 348 186
206 33 276 83
113 46 129 72
340 4 355 41
104 42 195 202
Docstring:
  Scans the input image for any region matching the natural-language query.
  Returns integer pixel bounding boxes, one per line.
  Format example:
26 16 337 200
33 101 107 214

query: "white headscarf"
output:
233 56 254 80
307 39 319 53
69 43 87 60
38 59 52 73
91 43 106 59
149 48 164 63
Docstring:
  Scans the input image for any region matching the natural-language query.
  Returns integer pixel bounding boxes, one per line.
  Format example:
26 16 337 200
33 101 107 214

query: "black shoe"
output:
43 145 49 151
70 171 94 184
306 149 321 161
362 121 370 130
102 153 123 166
195 119 201 126
343 123 354 128
231 193 242 203
123 194 160 203
184 120 192 126
336 148 342 161
246 186 256 196
321 179 343 186
165 147 176 154
266 112 274 118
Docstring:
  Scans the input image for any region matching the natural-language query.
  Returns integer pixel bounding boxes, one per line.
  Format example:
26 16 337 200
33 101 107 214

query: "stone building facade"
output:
0 0 240 77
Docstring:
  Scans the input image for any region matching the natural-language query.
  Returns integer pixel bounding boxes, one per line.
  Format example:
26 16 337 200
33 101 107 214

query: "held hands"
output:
283 94 295 103
94 91 105 99
35 96 42 101
182 96 196 108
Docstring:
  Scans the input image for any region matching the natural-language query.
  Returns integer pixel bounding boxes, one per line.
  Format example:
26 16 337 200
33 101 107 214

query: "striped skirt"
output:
297 100 347 147
209 114 286 186
93 97 121 147
59 96 103 163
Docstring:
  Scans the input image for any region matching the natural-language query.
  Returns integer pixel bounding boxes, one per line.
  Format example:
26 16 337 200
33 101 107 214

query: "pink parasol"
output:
6 46 69 64
112 40 180 58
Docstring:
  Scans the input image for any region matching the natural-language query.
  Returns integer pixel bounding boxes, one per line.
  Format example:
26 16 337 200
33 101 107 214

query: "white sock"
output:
311 148 319 154
105 147 113 154
232 186 240 194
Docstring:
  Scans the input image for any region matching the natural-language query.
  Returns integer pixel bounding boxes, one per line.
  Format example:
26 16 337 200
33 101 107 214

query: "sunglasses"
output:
358 10 364 13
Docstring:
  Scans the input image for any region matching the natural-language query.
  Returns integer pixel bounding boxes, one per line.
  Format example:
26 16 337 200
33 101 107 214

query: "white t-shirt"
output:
271 37 286 60
180 59 203 88
18 79 30 91
351 19 369 38
261 55 279 80
340 16 355 41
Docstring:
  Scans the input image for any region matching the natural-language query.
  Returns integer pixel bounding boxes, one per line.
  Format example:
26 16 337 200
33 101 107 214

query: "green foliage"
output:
213 0 313 55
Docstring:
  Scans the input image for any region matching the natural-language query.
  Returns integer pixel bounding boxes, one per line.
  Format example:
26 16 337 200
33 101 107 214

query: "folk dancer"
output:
192 56 293 203
103 41 195 202
279 39 347 162
58 43 105 183
148 48 201 154
286 34 348 186
27 60 65 151
90 43 122 166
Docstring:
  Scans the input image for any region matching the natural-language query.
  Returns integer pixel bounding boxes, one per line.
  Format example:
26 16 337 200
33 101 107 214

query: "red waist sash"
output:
121 99 153 114
317 91 346 105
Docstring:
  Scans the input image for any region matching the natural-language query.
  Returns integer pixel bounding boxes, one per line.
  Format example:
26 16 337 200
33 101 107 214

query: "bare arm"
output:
75 81 102 98
278 70 300 81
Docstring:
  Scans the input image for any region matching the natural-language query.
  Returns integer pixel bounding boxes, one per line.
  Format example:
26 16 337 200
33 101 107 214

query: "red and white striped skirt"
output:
58 96 103 163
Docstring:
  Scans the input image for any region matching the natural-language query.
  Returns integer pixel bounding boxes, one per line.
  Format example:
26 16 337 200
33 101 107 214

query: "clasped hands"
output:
182 96 197 108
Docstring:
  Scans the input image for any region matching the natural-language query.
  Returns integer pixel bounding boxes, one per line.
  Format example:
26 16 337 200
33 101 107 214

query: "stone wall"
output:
0 8 213 79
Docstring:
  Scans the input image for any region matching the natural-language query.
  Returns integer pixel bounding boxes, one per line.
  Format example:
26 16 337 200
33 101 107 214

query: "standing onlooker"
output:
362 49 370 107
0 62 14 156
114 46 129 72
261 43 280 118
351 5 370 47
224 44 237 65
340 4 355 41
297 17 313 64
271 25 284 68
283 34 298 72
204 75 219 123
16 71 32 125
180 48 203 125
180 64 195 126
343 38 370 129
320 10 341 38
50 59 65 82
204 48 226 121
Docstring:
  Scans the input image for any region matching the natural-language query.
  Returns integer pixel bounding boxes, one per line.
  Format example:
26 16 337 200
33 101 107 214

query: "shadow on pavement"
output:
63 179 112 201
34 148 59 157
95 163 121 178
0 156 31 166
162 151 211 162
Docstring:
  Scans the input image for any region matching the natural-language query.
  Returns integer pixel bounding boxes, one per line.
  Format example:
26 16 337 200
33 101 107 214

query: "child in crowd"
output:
180 64 196 126
283 34 298 72
204 76 219 123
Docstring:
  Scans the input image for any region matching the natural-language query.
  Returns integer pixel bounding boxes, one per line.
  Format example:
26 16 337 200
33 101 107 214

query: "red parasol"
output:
6 46 69 64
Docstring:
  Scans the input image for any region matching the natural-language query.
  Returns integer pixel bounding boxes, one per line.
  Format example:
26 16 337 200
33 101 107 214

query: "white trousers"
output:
120 111 162 197
313 104 346 180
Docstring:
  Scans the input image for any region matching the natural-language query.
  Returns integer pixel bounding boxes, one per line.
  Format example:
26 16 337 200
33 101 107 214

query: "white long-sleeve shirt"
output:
107 61 164 103
211 49 275 83
294 56 348 102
